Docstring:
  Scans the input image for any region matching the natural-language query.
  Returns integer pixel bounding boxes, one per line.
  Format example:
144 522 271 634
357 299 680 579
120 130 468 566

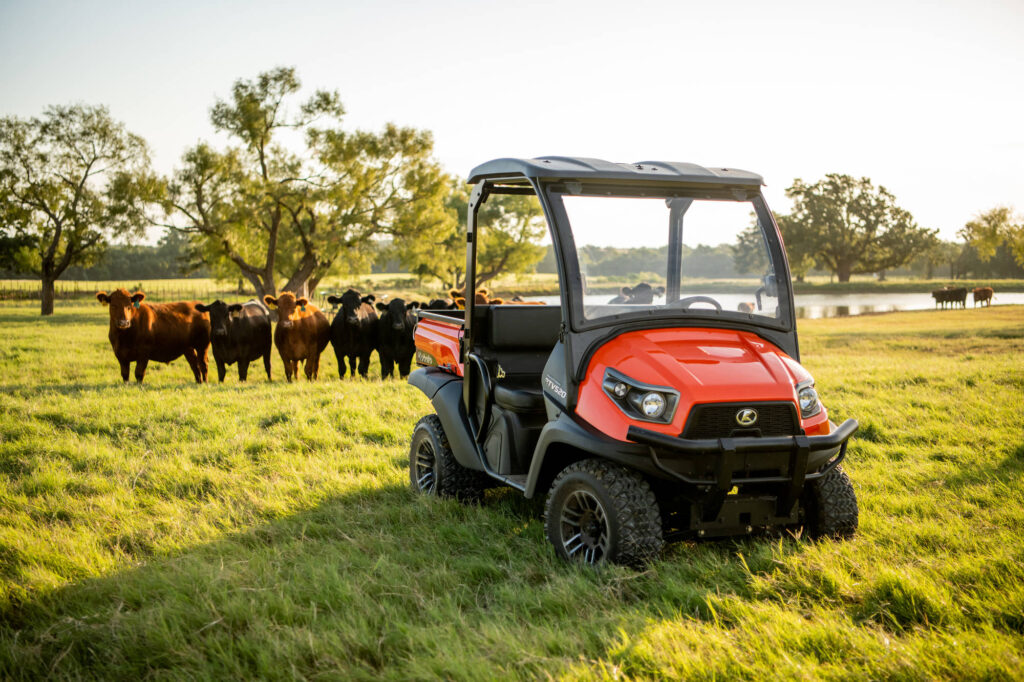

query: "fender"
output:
409 369 482 471
524 411 651 498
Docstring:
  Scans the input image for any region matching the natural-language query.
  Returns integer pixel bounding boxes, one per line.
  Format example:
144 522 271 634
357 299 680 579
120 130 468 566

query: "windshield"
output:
552 190 786 326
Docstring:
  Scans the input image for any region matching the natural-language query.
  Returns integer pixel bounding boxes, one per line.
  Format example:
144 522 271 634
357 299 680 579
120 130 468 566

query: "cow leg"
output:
197 347 209 382
120 360 131 383
336 348 347 379
238 360 249 382
217 359 227 383
398 355 412 378
358 352 370 378
346 355 357 379
284 359 295 382
134 358 149 383
380 350 394 380
304 354 316 381
263 352 272 380
183 348 203 384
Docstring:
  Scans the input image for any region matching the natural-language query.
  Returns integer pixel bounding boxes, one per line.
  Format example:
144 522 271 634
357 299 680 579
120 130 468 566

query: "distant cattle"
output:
327 289 378 379
609 283 666 304
737 301 756 314
195 299 272 382
424 297 458 310
931 286 968 309
263 292 330 382
449 287 504 308
96 289 210 384
377 298 420 379
972 286 994 307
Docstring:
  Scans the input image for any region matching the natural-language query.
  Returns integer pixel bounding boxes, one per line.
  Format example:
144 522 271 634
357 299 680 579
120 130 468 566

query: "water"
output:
526 292 1024 319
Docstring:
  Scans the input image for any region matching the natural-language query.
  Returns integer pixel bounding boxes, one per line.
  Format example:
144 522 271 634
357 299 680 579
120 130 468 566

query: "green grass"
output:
1 303 1023 679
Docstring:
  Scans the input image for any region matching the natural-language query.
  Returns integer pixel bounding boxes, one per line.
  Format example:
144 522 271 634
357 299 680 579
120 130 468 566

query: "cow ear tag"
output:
133 300 140 308
300 305 306 311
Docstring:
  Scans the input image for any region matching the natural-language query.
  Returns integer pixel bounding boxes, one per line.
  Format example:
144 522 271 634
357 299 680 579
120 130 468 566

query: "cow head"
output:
97 289 145 329
377 298 420 330
623 282 665 304
327 288 371 325
196 300 243 337
425 298 457 310
264 292 308 328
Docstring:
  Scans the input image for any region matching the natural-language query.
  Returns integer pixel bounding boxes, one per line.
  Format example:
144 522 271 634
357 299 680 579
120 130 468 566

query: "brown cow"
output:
263 292 330 382
973 286 994 307
737 301 756 313
96 289 210 384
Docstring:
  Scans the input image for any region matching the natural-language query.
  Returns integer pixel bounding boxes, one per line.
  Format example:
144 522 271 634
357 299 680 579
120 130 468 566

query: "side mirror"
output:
762 275 779 297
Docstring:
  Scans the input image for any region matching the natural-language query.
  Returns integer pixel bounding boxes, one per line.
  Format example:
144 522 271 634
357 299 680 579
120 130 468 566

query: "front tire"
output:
409 414 487 502
544 459 663 566
803 465 858 538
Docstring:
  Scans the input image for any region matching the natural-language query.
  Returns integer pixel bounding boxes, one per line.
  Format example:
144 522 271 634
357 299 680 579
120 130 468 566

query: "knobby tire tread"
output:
544 458 664 567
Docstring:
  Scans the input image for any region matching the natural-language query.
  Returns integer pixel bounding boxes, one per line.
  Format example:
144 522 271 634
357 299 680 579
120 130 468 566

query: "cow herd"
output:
95 287 462 384
932 286 994 309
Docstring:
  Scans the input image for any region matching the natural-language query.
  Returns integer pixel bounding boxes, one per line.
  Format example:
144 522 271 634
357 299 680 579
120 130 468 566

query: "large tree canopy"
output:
395 180 547 290
783 174 935 282
162 67 449 298
0 104 155 314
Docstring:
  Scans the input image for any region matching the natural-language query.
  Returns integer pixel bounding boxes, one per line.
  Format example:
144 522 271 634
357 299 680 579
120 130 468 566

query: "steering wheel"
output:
669 295 722 311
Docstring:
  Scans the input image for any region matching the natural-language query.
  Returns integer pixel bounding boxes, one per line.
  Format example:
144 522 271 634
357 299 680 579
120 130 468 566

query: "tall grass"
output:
1 303 1022 679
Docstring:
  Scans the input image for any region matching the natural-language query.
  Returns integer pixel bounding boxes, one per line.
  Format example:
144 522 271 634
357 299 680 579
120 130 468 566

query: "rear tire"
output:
409 414 487 502
804 465 858 539
544 459 663 566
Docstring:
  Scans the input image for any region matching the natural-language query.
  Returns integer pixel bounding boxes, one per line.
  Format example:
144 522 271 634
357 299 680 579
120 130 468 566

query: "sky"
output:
1 0 1022 243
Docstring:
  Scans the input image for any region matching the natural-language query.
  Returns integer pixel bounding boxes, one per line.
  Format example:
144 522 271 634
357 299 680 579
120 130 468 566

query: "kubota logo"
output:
735 408 758 427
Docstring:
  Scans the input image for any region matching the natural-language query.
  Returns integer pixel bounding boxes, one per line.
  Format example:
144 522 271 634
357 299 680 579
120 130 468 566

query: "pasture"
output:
1 302 1023 679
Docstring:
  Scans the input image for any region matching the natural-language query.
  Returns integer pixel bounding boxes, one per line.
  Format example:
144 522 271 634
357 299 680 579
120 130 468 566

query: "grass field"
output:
1 303 1023 679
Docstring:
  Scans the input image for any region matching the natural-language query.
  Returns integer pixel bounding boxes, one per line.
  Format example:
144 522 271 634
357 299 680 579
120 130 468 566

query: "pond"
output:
526 291 1024 319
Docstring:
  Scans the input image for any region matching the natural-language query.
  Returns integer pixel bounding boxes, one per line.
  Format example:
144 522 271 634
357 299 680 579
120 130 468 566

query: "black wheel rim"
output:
560 489 609 564
414 439 436 493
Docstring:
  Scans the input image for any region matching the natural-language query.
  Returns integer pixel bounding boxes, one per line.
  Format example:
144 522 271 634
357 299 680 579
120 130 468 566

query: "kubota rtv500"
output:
408 157 858 566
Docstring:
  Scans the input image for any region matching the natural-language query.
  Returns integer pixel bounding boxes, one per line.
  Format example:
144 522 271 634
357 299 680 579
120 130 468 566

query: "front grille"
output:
682 402 798 439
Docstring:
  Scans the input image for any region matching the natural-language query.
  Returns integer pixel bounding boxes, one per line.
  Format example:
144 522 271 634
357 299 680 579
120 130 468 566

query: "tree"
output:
733 212 819 282
785 174 935 282
163 67 449 298
959 206 1024 268
394 180 547 290
0 105 155 314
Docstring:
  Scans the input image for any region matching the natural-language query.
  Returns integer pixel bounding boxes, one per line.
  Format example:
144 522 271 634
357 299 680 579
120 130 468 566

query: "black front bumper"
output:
626 418 858 496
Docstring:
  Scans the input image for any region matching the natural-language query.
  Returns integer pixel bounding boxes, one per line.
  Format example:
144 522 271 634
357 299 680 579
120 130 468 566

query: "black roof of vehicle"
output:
468 156 763 187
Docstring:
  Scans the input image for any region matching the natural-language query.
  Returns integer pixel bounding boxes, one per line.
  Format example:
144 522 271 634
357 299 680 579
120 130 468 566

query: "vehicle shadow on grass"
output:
0 483 786 679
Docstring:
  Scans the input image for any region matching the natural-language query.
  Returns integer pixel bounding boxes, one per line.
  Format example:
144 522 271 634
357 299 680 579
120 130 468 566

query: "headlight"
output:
641 392 666 418
602 368 679 424
797 382 821 418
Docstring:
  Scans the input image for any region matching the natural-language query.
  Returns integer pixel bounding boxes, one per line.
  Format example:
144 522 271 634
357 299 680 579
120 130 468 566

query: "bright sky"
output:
2 0 1021 242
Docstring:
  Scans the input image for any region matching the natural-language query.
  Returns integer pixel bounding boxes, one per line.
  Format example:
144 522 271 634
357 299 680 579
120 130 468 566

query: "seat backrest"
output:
480 305 562 350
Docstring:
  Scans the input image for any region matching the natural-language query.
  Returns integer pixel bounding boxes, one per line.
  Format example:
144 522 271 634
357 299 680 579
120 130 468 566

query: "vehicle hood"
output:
590 327 805 405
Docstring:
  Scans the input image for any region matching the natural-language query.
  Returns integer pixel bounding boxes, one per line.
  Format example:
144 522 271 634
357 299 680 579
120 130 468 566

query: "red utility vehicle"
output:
408 157 858 565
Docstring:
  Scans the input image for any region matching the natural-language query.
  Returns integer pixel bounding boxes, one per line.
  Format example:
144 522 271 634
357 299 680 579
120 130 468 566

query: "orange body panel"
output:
414 317 464 376
576 328 829 441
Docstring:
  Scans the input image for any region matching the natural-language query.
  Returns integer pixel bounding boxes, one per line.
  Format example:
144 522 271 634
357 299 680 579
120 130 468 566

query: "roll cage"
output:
462 156 800 413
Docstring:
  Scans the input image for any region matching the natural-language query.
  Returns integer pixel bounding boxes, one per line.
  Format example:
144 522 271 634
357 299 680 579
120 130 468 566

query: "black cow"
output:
376 298 420 379
425 297 458 310
327 289 378 379
195 299 273 382
608 282 666 304
932 286 968 309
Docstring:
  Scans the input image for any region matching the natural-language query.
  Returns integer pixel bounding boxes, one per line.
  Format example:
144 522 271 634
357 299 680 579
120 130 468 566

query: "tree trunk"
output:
41 276 55 316
837 262 852 283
